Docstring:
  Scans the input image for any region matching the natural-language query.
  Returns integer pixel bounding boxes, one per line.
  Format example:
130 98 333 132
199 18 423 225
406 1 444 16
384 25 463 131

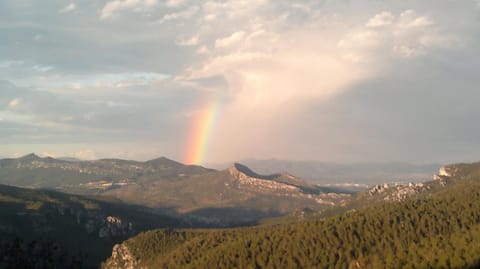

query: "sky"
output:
0 0 480 164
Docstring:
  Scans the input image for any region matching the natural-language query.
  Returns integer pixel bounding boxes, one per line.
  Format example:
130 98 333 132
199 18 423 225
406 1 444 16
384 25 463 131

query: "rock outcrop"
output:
366 181 432 202
102 243 140 269
229 163 300 194
227 163 349 205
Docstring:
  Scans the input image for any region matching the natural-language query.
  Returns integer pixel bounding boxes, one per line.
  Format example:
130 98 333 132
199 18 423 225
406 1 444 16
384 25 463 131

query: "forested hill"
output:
103 162 480 269
0 184 185 268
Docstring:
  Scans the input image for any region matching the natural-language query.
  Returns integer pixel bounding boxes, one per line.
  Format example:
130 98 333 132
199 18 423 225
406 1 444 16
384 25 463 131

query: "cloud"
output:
0 0 478 163
101 0 158 19
196 45 209 54
214 31 246 48
339 9 461 61
7 98 21 110
59 3 76 13
165 0 184 7
32 64 53 72
157 5 199 23
63 72 169 89
366 11 394 27
398 10 433 29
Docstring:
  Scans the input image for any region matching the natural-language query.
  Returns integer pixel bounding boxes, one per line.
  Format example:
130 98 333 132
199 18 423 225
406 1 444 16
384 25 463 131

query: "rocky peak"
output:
228 163 302 194
145 156 182 167
228 163 280 180
19 153 41 161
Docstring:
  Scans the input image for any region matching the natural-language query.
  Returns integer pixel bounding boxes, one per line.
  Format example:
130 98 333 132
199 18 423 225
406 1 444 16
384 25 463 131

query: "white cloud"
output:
59 3 76 13
8 98 21 110
65 72 169 89
340 9 459 61
32 64 53 72
204 14 216 21
165 0 184 7
366 11 394 27
157 5 199 23
398 10 433 29
214 31 246 48
100 0 158 19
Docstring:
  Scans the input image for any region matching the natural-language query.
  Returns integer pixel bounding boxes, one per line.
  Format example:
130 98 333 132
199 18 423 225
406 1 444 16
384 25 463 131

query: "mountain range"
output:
0 154 349 226
2 152 480 268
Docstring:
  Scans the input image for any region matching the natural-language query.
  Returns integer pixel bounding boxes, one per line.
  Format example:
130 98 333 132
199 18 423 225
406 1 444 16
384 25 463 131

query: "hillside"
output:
0 154 350 226
102 162 480 269
103 163 350 226
0 154 213 194
0 184 186 268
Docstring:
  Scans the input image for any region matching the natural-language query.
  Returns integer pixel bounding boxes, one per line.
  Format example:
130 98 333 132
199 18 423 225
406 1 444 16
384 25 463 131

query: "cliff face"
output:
362 165 463 203
226 163 349 206
228 163 300 194
102 244 140 269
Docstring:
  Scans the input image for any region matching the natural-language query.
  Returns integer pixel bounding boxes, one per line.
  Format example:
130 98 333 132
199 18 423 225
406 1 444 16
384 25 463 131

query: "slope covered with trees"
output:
103 163 480 269
0 184 185 268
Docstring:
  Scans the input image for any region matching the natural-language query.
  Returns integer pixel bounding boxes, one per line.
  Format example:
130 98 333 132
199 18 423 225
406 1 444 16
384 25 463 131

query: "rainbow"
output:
184 100 220 165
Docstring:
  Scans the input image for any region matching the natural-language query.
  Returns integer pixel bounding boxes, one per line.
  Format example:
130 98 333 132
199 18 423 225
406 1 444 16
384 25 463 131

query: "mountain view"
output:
2 0 480 268
103 163 480 269
2 154 480 268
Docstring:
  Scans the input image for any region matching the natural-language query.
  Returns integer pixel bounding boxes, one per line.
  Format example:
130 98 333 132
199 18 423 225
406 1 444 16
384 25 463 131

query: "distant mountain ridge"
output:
220 159 440 185
0 153 214 193
103 162 350 225
0 154 350 226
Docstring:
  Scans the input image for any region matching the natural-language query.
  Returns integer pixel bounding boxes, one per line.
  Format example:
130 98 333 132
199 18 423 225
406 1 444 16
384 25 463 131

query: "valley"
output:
1 154 480 268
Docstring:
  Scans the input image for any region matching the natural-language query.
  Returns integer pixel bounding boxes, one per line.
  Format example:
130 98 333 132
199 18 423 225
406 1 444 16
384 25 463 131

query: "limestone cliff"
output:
102 243 141 269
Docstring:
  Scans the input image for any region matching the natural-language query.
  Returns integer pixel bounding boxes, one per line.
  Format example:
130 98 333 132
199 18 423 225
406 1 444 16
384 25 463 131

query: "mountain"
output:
218 159 440 186
0 154 350 226
0 184 187 268
102 161 480 269
0 153 213 194
103 163 350 226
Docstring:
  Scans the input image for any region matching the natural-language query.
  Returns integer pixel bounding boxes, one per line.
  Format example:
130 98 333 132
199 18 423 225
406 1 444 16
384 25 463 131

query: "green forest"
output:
106 175 480 269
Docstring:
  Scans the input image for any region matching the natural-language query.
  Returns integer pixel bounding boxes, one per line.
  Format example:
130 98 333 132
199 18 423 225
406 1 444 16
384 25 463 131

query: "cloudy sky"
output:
0 0 479 164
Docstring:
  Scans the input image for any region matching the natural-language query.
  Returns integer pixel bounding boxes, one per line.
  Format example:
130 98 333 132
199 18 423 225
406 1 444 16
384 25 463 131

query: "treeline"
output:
112 179 480 269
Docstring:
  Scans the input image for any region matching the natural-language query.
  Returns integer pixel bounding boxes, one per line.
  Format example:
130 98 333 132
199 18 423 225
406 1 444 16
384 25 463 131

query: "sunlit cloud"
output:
100 0 158 19
59 3 76 13
366 11 394 28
